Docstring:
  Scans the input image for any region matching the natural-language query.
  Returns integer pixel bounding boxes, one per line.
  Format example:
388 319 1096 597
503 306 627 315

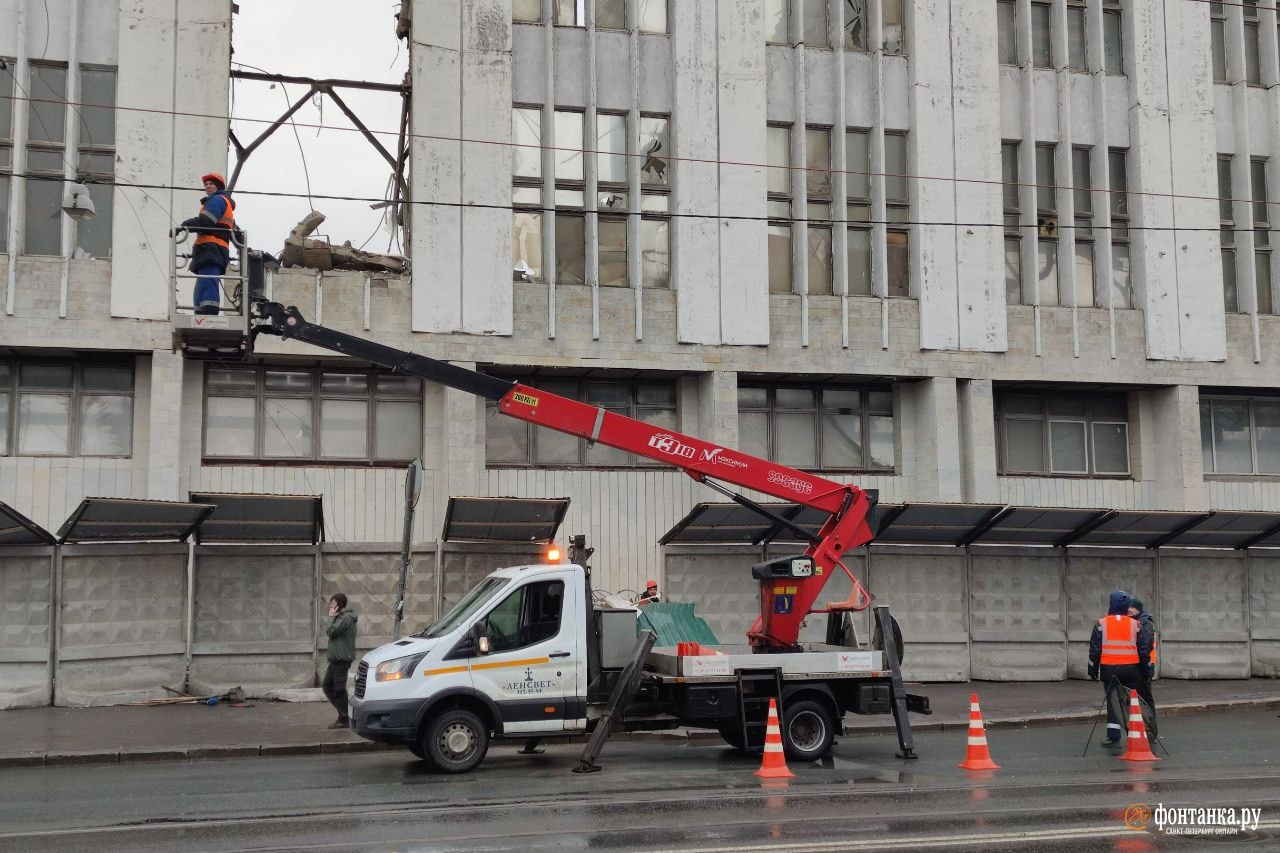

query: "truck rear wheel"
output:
782 699 835 762
421 708 489 773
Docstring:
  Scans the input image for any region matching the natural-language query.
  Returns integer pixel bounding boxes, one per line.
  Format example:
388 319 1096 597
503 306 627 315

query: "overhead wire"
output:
3 88 1280 213
230 61 316 209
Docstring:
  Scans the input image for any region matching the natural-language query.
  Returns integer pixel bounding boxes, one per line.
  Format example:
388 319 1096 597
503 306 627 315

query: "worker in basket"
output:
634 580 661 606
177 172 240 315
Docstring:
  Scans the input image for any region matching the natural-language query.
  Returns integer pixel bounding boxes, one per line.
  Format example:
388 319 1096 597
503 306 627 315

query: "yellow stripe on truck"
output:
470 656 550 671
420 665 469 678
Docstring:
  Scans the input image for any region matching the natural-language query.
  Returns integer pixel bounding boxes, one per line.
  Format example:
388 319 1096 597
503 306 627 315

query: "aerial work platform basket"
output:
169 229 272 359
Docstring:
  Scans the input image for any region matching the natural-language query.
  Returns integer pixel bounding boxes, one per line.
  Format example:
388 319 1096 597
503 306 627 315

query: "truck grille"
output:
354 661 368 699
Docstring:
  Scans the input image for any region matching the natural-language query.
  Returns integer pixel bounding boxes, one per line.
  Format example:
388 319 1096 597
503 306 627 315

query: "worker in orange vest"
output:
1087 590 1151 747
177 172 238 315
1128 596 1158 736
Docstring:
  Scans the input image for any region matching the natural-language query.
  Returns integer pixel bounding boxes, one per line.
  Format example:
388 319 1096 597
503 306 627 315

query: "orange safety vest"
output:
1098 614 1139 665
194 194 237 249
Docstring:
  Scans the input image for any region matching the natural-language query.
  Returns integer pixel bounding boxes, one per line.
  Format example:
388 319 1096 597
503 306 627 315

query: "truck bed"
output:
646 644 885 681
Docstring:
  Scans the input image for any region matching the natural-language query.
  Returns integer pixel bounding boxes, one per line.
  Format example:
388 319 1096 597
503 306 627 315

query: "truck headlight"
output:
375 653 427 682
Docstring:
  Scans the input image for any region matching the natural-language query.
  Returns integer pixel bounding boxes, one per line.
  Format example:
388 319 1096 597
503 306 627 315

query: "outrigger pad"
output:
906 694 931 715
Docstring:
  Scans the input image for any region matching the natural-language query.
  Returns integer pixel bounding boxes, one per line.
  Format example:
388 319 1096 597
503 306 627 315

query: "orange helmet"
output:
646 580 658 590
201 172 226 189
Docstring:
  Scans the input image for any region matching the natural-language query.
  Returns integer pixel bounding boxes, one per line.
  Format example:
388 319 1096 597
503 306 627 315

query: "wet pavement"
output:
4 677 1278 767
1 707 1278 851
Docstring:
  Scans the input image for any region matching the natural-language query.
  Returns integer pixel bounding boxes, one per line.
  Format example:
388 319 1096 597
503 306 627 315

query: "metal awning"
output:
442 497 570 543
190 493 324 544
660 501 1280 550
56 498 215 544
970 507 1111 546
874 503 1005 546
0 500 56 546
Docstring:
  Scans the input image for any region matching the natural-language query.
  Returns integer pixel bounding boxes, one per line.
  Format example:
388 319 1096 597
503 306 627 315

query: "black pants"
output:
1101 663 1143 739
323 660 351 721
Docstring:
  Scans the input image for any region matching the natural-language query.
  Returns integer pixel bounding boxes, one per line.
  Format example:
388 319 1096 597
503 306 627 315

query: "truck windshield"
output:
417 576 510 638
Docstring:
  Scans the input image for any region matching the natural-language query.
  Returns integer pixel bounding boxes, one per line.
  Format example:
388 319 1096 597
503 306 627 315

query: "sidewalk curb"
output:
2 695 1277 769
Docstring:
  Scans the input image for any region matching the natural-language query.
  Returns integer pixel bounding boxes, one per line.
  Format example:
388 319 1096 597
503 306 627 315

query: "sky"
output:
227 2 410 257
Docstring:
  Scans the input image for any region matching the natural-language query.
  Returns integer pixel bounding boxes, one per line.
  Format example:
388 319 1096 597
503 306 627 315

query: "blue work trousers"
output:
194 263 224 315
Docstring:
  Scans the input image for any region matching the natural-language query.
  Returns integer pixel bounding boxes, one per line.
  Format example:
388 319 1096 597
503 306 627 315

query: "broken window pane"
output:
765 0 789 44
79 67 115 148
641 217 670 288
844 0 865 51
886 229 909 296
75 181 113 258
595 0 624 29
512 108 542 179
807 225 833 294
555 0 585 26
597 113 626 185
805 127 831 199
513 0 541 21
639 115 671 186
638 0 667 33
882 0 904 54
598 217 628 286
555 213 586 285
28 64 67 144
803 0 827 47
847 227 871 295
767 125 792 197
769 224 792 292
554 110 584 182
513 211 543 281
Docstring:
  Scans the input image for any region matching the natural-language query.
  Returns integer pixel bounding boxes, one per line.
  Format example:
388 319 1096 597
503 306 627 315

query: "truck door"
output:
471 573 582 734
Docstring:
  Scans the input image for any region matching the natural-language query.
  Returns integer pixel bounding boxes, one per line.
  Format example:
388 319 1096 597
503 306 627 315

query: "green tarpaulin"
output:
636 602 720 647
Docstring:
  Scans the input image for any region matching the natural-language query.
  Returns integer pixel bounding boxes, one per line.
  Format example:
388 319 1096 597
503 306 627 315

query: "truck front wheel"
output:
782 699 835 762
421 708 489 773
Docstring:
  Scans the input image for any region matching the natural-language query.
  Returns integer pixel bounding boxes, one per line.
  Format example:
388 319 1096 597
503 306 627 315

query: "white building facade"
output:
3 0 1280 687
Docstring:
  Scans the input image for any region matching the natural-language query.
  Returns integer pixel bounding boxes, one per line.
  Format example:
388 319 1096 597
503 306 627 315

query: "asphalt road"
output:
2 710 1278 852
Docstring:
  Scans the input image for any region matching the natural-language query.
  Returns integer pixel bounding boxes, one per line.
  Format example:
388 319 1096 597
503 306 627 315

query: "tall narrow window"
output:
25 63 67 256
1211 2 1228 83
1253 158 1273 314
767 124 793 293
1102 0 1123 74
806 127 833 295
803 0 828 47
597 112 628 287
555 0 586 26
513 0 542 22
554 110 586 286
1003 141 1023 304
845 0 867 51
846 129 872 296
76 66 115 258
1036 143 1059 305
997 0 1018 65
1245 1 1262 86
640 114 671 288
766 0 789 44
1067 0 1088 71
512 106 543 282
1073 146 1094 307
1109 148 1132 309
1031 1 1053 68
1220 154 1238 312
0 61 16 252
882 0 905 54
884 131 910 297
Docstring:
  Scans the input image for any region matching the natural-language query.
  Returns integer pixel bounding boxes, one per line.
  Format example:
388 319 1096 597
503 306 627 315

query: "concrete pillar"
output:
907 377 963 501
1139 385 1207 511
958 379 999 503
694 370 738 448
426 362 484 521
145 349 185 501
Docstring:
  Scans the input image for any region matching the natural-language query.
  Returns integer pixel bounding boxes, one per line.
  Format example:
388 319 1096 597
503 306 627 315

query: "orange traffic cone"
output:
755 698 795 780
958 693 1000 770
1119 689 1160 762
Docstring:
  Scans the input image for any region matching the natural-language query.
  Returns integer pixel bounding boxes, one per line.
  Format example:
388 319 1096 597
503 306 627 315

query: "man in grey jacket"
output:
323 593 358 729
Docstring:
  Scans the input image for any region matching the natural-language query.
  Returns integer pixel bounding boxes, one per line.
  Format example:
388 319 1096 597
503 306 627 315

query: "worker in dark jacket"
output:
322 593 358 729
178 172 237 315
1088 590 1149 747
1128 596 1158 736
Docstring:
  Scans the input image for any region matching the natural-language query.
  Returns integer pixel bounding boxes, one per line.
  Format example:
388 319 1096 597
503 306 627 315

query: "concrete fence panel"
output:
1158 551 1250 679
190 546 317 695
867 548 969 681
56 545 188 706
0 549 55 709
663 545 763 644
969 549 1067 680
1063 550 1154 679
438 544 548 613
1248 552 1280 676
